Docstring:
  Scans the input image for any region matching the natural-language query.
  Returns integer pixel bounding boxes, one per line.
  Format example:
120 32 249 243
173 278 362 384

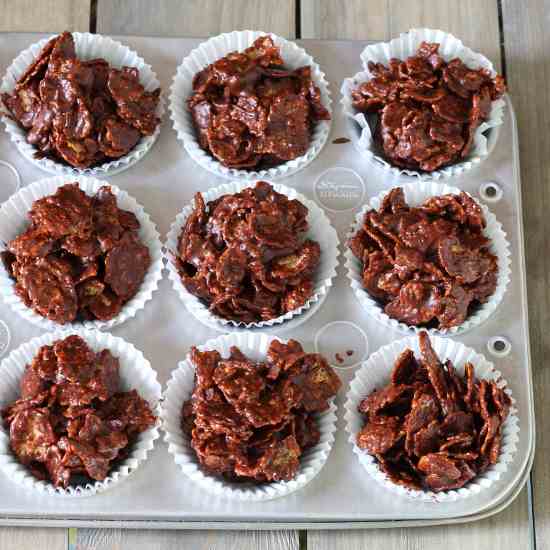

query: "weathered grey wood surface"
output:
501 1 548 549
74 529 299 550
0 0 90 33
96 0 296 38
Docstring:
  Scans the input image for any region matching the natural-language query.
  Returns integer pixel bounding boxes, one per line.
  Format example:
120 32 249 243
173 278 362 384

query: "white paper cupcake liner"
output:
345 334 519 502
1 32 165 177
0 175 163 331
165 180 339 331
341 28 506 180
161 332 338 501
169 30 332 181
0 329 161 497
345 181 511 336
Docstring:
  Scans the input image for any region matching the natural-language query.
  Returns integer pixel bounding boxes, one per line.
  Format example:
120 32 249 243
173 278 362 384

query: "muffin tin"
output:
0 33 534 529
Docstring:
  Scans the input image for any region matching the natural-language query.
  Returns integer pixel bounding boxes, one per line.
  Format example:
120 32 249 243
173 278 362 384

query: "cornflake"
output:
351 42 505 172
187 36 330 170
2 335 156 488
356 332 511 492
348 187 498 330
182 339 341 482
2 32 161 169
176 181 321 323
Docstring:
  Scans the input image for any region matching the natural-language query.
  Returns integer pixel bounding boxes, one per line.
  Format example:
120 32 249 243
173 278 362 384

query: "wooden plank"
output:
0 528 67 550
96 0 296 38
301 0 388 41
386 0 501 71
301 0 500 70
0 5 89 549
0 0 90 33
75 10 299 550
74 530 299 550
309 487 531 550
501 1 550 548
302 0 531 547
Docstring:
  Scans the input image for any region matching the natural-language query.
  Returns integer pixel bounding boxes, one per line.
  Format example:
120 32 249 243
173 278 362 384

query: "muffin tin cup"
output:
161 331 338 501
165 180 340 332
169 29 333 181
0 175 163 331
0 329 162 497
340 27 506 180
344 181 511 337
0 32 164 177
344 334 519 502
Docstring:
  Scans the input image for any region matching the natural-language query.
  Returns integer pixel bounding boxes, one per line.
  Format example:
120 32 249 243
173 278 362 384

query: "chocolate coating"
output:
351 41 505 172
2 335 156 488
4 183 151 324
348 187 498 330
187 36 330 170
2 32 161 169
182 339 341 482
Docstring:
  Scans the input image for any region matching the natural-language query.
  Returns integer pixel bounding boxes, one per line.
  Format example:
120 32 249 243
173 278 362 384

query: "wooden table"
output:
0 0 544 548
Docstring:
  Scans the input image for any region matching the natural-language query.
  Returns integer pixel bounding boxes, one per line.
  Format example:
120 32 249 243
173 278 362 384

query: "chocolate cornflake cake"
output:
2 335 156 488
356 332 511 492
182 339 341 482
348 187 498 330
2 183 151 324
187 35 330 170
351 41 506 172
2 32 161 169
176 181 321 324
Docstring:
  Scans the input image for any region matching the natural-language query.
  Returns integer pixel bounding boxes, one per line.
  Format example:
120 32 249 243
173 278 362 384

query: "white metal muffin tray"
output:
0 33 534 529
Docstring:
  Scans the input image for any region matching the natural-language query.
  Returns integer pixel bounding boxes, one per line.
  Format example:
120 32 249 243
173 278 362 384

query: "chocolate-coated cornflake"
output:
351 41 505 172
2 32 160 169
187 36 330 170
181 339 341 483
2 183 151 324
2 335 156 488
175 181 321 323
348 187 498 330
356 332 511 492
